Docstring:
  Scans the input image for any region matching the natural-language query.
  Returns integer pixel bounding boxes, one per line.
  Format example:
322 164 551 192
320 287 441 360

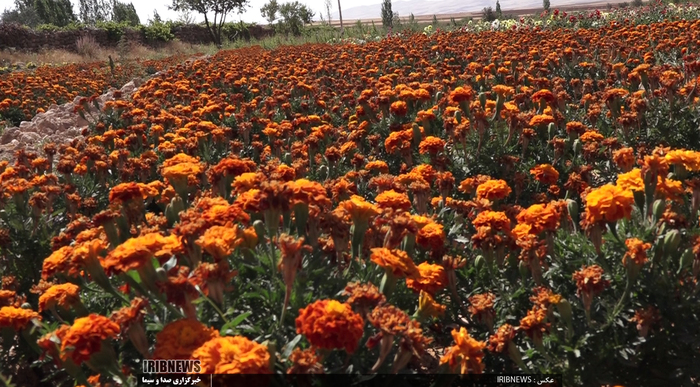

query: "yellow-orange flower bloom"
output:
295 299 364 353
616 169 644 192
38 283 81 312
60 314 120 363
153 319 220 359
339 195 380 224
0 306 42 330
103 233 170 274
475 179 512 201
196 225 242 260
375 190 412 211
193 336 271 374
584 184 634 224
623 238 651 267
406 262 447 294
530 164 559 185
439 327 486 374
369 248 419 278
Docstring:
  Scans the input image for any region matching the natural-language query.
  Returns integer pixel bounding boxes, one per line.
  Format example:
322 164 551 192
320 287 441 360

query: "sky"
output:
0 0 381 25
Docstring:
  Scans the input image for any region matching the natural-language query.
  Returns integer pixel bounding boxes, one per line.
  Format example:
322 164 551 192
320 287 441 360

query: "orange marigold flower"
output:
42 246 74 280
476 179 512 201
473 210 512 232
193 336 271 374
530 164 559 185
449 86 475 104
416 222 446 251
529 286 562 310
519 307 550 342
369 248 419 278
375 190 412 211
468 293 496 330
623 238 651 267
531 89 556 104
665 149 700 171
572 265 609 313
339 195 380 224
0 306 42 330
287 348 324 374
295 299 364 353
439 327 486 374
417 290 446 319
38 283 81 312
60 314 120 364
418 136 446 155
288 179 332 209
616 169 644 192
103 233 170 274
529 114 555 128
153 319 220 359
389 101 408 116
196 225 242 260
365 160 390 174
613 147 636 172
583 184 634 224
110 297 148 330
629 306 660 338
108 182 149 204
487 323 517 353
515 203 560 235
406 262 448 294
343 282 386 313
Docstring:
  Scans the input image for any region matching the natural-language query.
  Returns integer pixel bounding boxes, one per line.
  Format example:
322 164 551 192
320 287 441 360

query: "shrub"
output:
140 21 174 44
75 33 100 58
482 6 497 22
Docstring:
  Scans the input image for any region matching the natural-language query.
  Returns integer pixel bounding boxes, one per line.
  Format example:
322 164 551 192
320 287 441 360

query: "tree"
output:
170 0 250 47
1 0 74 27
324 0 331 24
33 0 76 26
150 9 162 23
260 0 278 25
176 10 196 24
277 1 313 35
112 0 140 26
79 0 113 25
337 0 343 34
380 0 392 28
496 0 502 18
543 0 550 12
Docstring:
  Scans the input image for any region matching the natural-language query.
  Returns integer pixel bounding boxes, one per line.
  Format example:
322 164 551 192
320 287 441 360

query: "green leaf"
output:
221 312 252 335
281 334 302 359
127 269 141 283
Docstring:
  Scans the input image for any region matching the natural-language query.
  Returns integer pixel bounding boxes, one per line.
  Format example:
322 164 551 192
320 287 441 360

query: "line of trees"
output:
1 0 140 28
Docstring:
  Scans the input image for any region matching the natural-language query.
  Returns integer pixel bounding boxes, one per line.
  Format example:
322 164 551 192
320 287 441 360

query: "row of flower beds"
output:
1 5 700 387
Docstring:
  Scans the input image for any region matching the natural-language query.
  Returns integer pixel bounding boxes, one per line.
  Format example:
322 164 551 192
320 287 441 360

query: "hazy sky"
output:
0 0 381 25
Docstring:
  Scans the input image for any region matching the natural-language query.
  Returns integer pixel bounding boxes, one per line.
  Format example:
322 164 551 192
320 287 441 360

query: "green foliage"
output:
79 0 113 25
221 21 254 42
543 0 551 12
170 0 250 46
33 0 76 27
496 0 502 18
95 20 132 42
381 0 393 28
111 0 140 26
482 6 497 22
140 19 175 43
260 0 279 25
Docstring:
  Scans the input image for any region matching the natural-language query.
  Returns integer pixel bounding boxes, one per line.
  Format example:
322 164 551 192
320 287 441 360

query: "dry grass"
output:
0 39 217 68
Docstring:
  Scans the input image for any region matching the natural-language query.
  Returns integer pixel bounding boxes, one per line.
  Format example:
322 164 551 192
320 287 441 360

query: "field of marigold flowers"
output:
1 3 700 387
